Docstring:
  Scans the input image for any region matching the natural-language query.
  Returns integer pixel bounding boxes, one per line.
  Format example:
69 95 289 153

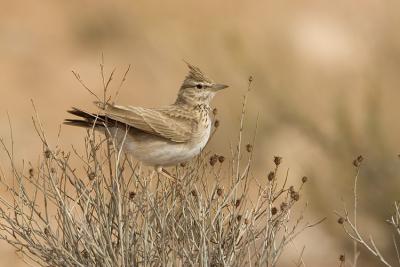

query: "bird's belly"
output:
133 144 197 166
119 126 211 167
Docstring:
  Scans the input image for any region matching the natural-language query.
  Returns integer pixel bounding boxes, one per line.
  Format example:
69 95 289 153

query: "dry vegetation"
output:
2 64 398 267
336 156 400 267
0 71 322 266
3 2 400 265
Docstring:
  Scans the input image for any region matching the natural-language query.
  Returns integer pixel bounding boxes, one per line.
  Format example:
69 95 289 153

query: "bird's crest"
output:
183 62 213 84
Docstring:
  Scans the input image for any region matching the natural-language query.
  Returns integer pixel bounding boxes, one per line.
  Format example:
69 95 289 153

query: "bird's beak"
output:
211 83 229 91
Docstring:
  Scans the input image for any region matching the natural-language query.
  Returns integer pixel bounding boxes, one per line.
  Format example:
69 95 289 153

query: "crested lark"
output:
65 63 228 171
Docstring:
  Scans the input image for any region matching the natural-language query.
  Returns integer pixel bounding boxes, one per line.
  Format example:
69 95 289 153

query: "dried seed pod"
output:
339 254 345 262
180 162 187 167
246 144 253 153
353 155 364 167
280 202 288 211
267 171 275 181
129 191 136 200
244 218 250 225
29 168 34 178
214 120 220 128
88 172 96 181
301 176 308 183
291 191 300 201
271 207 278 215
352 159 359 167
44 149 51 159
274 156 282 166
212 108 218 116
248 76 253 82
216 188 223 196
218 155 225 163
81 250 89 259
209 154 218 166
236 215 242 222
191 190 197 197
337 217 345 224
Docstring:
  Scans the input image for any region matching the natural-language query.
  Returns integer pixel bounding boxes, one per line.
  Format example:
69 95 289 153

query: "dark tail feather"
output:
63 119 98 128
64 108 107 128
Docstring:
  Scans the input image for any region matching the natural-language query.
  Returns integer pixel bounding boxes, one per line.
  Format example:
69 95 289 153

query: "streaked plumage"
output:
65 63 228 168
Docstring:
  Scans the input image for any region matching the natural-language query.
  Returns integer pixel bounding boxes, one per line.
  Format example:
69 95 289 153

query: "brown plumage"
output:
65 63 228 168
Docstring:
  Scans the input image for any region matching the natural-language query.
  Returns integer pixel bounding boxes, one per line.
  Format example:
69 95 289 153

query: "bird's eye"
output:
196 84 203 89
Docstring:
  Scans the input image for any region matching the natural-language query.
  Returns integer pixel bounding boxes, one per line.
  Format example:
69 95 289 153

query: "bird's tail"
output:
64 108 109 129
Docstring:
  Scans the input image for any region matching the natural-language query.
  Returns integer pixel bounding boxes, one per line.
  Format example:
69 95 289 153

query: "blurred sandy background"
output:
1 0 400 266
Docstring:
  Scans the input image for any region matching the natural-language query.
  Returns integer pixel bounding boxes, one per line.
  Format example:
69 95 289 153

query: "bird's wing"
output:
96 102 194 143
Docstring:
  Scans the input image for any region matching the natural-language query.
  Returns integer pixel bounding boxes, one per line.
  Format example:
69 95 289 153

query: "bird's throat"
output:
175 90 214 109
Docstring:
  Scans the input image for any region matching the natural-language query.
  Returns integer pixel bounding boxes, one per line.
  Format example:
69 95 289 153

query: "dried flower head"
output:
81 249 89 259
352 159 359 167
218 155 225 163
216 188 223 196
274 156 282 166
271 207 278 215
214 120 220 128
291 191 300 201
209 154 218 166
267 171 275 181
180 162 187 167
191 190 198 197
88 172 96 181
29 168 34 178
301 176 308 183
44 149 51 159
353 155 364 167
236 215 242 222
337 217 345 224
129 191 136 200
248 76 253 82
246 144 253 153
212 108 218 116
339 254 345 262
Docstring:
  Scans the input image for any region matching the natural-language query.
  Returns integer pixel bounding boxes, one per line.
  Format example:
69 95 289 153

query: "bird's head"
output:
175 62 228 106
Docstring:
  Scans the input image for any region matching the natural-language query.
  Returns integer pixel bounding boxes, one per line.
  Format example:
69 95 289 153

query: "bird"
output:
64 63 228 173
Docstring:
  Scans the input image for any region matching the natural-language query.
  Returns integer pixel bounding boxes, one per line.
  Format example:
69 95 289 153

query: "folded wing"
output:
97 102 193 143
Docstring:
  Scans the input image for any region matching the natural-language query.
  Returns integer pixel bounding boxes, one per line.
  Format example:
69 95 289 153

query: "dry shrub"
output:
336 156 400 267
0 68 322 266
